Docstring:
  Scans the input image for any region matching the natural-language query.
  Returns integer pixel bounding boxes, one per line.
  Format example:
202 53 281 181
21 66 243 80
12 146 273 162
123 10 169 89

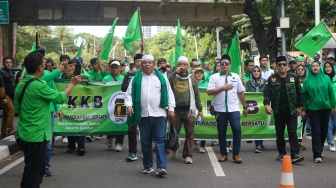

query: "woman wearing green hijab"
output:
302 61 336 163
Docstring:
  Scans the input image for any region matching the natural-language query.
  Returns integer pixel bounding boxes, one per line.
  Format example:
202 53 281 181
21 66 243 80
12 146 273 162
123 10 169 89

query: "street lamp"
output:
215 16 221 59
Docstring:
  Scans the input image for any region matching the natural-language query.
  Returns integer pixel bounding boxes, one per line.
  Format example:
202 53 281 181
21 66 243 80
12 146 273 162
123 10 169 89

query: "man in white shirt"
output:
207 54 248 163
260 55 274 80
125 54 175 176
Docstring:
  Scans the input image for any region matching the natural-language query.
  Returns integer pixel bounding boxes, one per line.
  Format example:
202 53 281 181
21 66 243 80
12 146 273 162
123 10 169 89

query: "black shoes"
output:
276 154 286 161
78 148 86 156
291 155 304 164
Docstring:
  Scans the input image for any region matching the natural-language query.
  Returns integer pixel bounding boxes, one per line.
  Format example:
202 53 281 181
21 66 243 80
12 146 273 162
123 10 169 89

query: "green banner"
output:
53 80 128 136
53 81 302 140
190 88 302 140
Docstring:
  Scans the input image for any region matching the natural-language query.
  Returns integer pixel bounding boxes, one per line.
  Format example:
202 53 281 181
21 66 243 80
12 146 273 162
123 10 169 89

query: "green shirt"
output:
102 74 124 82
14 75 67 142
244 72 251 83
198 81 208 88
88 70 109 82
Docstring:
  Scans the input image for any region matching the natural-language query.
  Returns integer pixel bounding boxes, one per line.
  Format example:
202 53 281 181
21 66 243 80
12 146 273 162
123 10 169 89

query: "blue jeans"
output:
139 116 167 170
215 111 241 156
327 114 336 145
45 112 54 170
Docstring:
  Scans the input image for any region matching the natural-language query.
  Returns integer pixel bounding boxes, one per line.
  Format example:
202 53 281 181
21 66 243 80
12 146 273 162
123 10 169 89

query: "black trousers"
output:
20 141 47 188
274 108 300 156
128 124 137 154
307 109 330 159
106 135 125 145
67 136 85 150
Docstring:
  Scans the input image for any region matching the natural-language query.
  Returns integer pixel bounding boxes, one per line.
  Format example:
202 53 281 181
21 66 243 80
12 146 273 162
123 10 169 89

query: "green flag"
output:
30 42 36 52
123 9 142 51
100 18 118 60
169 49 175 66
76 42 83 57
294 21 332 57
228 32 241 76
222 47 228 55
174 19 183 67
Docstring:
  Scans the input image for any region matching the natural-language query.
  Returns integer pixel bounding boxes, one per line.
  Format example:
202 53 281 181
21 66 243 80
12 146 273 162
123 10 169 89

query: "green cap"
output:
204 62 209 65
296 56 304 61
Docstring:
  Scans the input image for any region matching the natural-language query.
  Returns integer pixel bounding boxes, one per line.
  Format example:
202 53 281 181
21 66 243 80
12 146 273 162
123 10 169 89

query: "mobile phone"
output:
74 62 81 76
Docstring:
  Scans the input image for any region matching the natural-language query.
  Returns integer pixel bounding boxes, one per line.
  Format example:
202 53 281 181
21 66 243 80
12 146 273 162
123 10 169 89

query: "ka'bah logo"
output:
176 40 182 46
311 35 321 44
271 78 276 82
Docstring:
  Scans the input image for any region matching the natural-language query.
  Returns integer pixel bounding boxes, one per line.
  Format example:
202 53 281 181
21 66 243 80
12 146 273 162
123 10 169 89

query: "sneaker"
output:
218 155 228 162
291 155 304 164
126 153 138 162
261 145 266 149
86 136 93 142
232 155 243 163
314 157 323 163
78 148 86 156
62 137 68 144
170 149 178 158
199 147 206 153
276 154 286 161
156 168 167 176
106 138 113 148
299 142 306 150
44 169 52 177
329 144 336 152
115 143 122 152
226 147 229 154
142 167 154 174
210 141 217 146
184 156 193 164
228 146 233 151
255 148 262 153
95 136 102 140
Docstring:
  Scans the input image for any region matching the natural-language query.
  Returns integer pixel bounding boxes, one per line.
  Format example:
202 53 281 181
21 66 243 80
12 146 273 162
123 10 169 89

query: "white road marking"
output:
0 157 24 175
206 147 225 176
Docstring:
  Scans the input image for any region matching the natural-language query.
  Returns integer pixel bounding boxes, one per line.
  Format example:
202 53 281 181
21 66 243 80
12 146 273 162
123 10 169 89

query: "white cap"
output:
111 61 120 66
327 53 335 59
178 56 188 63
142 54 154 61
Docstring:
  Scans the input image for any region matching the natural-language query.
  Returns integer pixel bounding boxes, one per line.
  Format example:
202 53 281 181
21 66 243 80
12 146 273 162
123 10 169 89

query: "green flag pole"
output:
174 19 183 68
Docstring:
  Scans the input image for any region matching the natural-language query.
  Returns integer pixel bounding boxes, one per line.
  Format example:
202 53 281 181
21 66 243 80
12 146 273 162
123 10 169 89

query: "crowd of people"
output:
2 48 336 187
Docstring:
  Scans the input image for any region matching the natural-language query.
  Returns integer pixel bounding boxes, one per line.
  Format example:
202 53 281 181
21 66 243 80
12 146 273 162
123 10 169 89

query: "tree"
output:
53 26 72 54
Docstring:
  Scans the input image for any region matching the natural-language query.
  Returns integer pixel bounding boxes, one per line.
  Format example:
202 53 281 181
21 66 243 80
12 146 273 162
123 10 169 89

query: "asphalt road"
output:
1 134 336 188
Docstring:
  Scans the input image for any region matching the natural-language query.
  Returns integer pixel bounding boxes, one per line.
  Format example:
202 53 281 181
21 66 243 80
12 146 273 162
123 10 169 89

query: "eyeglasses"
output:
253 70 260 72
297 68 305 71
111 66 119 69
277 63 287 67
220 62 230 66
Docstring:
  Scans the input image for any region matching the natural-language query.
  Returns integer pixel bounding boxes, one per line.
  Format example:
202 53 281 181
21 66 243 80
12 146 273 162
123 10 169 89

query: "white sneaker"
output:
226 147 229 154
314 157 323 163
329 145 336 152
62 137 68 144
115 143 122 152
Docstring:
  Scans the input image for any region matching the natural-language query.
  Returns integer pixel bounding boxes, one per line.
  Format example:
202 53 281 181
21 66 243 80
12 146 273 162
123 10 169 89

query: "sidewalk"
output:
0 135 19 161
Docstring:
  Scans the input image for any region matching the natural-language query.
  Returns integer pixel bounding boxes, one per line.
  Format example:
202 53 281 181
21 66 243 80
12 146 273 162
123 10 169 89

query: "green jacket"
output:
302 76 336 110
263 72 303 115
14 75 67 142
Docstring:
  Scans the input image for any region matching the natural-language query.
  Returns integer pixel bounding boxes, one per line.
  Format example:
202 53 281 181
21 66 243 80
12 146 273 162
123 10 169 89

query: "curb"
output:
0 135 20 161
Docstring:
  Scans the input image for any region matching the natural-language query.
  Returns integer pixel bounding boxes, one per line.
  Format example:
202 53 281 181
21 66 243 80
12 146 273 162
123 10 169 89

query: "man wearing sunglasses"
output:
207 54 248 164
288 58 297 73
263 56 304 164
